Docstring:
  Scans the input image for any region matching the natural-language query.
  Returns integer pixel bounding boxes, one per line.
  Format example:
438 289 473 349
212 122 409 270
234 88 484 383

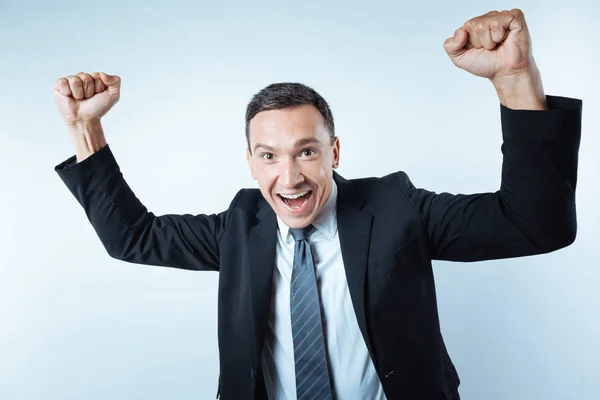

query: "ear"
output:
246 148 257 180
331 136 340 169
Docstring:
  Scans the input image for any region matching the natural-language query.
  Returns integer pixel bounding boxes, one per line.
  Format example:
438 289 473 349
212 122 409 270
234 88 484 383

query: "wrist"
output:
492 67 547 110
67 119 107 162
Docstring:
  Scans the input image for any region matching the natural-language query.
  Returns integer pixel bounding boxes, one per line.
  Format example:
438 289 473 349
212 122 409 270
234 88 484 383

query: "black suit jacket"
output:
55 95 582 400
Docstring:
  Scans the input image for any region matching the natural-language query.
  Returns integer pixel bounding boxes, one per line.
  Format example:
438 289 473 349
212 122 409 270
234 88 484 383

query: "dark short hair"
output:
245 82 335 151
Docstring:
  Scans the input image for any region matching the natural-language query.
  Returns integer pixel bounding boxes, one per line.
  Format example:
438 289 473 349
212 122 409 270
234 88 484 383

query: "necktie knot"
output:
289 225 313 241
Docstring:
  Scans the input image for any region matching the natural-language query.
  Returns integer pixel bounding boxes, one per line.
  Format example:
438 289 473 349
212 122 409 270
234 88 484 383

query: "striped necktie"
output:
289 226 333 400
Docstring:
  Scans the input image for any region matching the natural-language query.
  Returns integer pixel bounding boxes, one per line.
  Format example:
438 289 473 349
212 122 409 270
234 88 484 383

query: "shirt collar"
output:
277 180 338 241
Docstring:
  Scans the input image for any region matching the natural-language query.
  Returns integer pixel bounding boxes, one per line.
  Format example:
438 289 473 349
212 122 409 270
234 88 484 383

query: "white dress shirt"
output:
261 180 387 400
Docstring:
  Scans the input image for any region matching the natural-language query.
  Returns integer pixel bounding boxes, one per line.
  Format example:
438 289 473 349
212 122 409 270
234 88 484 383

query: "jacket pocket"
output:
376 237 418 275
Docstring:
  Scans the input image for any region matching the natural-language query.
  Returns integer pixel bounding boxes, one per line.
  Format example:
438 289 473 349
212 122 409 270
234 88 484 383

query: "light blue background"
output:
1 0 598 399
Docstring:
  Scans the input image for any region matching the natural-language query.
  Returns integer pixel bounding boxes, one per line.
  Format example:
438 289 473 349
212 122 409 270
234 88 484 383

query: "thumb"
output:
99 72 121 89
444 28 468 56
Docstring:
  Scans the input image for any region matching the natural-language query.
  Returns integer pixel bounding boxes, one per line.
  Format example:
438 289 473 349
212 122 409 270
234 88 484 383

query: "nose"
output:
278 158 304 188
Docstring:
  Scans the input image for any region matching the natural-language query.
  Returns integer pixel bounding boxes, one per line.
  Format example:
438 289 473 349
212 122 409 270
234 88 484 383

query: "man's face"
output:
246 104 340 229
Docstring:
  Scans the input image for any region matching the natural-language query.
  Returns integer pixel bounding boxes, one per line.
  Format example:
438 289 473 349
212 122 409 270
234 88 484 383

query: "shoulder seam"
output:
394 171 428 228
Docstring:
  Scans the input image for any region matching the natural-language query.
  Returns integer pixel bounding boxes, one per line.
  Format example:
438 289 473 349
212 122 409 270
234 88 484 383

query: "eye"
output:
300 148 316 157
261 153 274 161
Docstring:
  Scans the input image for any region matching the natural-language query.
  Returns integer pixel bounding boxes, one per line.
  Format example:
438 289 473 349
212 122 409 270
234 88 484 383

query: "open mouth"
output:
277 190 313 211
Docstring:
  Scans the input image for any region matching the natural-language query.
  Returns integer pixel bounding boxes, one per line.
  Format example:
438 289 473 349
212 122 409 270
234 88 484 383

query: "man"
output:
53 9 581 400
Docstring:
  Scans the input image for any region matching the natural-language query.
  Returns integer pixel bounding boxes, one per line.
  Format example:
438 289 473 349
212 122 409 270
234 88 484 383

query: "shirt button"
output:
250 368 256 378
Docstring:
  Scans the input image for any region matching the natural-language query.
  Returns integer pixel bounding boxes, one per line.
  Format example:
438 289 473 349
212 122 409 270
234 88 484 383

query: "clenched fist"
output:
53 72 121 126
444 9 546 110
444 9 533 81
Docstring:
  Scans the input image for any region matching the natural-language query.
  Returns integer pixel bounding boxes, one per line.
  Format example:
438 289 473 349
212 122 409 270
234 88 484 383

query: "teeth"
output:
287 196 308 209
280 191 308 199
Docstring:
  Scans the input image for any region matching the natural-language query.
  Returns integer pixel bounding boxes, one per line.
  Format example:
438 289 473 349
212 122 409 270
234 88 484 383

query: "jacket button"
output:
250 368 255 378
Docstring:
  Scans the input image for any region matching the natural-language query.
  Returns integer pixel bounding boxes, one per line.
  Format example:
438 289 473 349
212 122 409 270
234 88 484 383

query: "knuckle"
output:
510 8 524 18
475 23 485 32
77 72 92 82
68 75 81 87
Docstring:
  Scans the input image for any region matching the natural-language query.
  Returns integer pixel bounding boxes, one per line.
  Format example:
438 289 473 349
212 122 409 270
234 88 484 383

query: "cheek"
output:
300 162 326 181
254 165 278 189
305 162 332 192
317 159 333 179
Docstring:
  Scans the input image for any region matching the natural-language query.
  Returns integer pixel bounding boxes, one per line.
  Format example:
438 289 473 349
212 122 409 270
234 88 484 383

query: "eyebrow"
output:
253 137 322 153
253 143 276 152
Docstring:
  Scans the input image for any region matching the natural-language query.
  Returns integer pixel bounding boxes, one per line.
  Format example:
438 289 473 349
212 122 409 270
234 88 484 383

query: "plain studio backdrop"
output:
1 0 598 399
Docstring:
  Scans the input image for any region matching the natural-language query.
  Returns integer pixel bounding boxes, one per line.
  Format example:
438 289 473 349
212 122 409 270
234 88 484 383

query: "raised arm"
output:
400 95 581 262
400 9 582 261
53 72 235 271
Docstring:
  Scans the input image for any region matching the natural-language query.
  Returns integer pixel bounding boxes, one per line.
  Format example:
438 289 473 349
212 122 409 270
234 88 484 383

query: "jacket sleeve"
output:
399 95 582 262
55 144 240 271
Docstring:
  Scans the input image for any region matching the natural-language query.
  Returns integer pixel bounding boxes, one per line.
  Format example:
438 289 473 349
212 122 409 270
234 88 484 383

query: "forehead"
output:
248 104 327 145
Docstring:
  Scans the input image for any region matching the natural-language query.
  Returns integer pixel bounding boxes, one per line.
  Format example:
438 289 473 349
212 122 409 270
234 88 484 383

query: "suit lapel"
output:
334 172 376 359
247 199 277 363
